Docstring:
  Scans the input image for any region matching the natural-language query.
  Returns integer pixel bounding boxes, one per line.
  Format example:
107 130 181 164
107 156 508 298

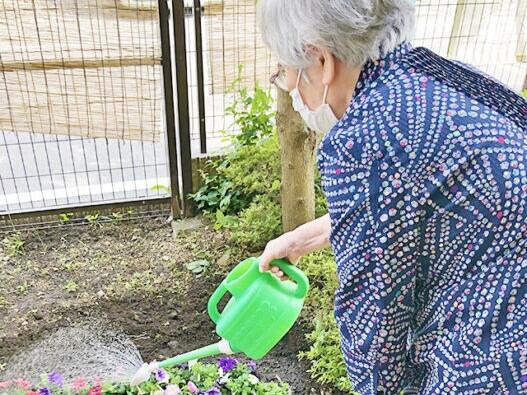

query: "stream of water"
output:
0 320 144 385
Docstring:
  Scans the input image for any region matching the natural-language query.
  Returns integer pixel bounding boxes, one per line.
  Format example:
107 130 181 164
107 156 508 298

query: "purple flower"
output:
218 357 238 373
204 387 221 395
154 368 169 383
48 372 63 387
247 361 257 373
39 387 52 395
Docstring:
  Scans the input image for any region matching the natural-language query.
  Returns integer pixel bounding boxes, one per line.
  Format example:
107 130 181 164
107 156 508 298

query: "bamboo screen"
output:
0 0 162 141
203 0 273 95
204 0 527 94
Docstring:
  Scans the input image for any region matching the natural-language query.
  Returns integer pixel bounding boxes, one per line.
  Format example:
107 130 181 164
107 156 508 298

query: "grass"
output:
2 233 25 257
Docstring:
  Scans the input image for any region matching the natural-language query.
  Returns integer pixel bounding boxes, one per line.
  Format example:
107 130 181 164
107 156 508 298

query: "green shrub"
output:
298 250 356 394
301 310 355 394
222 134 282 200
189 83 278 217
189 159 252 215
228 194 282 250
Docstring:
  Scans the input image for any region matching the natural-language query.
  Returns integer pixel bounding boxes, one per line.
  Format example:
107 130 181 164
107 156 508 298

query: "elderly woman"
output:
256 1 527 394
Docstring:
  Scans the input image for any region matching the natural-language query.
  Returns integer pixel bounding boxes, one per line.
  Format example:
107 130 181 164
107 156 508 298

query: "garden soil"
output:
0 216 345 394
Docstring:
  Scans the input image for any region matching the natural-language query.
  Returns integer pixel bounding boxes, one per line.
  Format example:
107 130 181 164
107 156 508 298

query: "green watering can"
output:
130 256 309 385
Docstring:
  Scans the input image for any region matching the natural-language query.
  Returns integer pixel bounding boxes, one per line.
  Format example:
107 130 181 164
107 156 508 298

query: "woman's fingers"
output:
259 242 276 273
261 258 291 281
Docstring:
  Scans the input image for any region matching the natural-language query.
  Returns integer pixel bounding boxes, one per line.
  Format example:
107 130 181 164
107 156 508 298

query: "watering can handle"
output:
208 282 228 324
267 258 309 299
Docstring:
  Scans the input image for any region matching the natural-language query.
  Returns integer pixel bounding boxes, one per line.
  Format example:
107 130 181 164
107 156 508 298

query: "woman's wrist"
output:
288 214 332 258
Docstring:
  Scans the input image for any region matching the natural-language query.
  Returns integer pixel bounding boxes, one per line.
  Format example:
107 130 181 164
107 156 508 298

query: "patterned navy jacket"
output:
316 42 527 394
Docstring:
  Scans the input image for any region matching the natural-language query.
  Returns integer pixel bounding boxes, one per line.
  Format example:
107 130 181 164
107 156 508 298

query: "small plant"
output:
111 212 124 220
84 213 100 223
3 233 25 257
214 210 238 230
15 281 29 295
64 281 79 293
185 259 210 274
0 359 291 395
222 82 275 147
58 212 74 223
0 296 7 308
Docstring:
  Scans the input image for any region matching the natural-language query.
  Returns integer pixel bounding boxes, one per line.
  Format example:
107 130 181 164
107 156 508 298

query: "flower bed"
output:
0 359 290 395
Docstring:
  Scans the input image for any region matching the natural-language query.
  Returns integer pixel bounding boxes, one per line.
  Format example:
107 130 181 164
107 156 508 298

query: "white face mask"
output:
289 70 339 135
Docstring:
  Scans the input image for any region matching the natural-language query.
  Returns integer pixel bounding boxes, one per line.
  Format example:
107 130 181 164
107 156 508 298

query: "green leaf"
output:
185 259 210 274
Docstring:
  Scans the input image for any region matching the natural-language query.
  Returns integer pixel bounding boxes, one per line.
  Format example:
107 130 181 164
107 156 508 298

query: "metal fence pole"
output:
193 0 207 154
158 0 183 218
172 0 194 217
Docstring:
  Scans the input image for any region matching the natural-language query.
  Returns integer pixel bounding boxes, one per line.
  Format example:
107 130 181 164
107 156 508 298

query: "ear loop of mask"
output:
296 69 329 105
296 69 303 89
322 85 329 105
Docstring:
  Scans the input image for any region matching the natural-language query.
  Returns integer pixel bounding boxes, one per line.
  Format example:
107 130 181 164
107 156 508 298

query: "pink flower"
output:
72 378 87 390
15 380 31 389
0 381 12 389
88 384 102 395
26 392 40 395
187 381 199 393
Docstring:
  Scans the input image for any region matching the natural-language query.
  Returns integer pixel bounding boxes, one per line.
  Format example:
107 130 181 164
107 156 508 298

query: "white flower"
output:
151 390 164 395
247 374 259 385
218 372 230 384
164 384 181 395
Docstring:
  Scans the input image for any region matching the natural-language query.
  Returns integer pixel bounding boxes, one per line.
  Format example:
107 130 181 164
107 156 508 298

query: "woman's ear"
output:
320 47 336 86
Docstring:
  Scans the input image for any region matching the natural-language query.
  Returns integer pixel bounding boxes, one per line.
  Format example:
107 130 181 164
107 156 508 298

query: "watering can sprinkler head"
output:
130 361 159 386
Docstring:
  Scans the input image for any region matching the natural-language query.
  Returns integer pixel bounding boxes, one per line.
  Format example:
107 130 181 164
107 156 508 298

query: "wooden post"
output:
275 88 318 233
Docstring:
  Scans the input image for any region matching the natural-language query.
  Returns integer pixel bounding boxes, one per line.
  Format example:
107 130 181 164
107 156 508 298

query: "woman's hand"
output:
258 214 332 281
259 231 302 281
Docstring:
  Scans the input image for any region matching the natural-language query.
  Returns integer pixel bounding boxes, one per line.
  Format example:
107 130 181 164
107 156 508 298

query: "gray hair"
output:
257 0 415 68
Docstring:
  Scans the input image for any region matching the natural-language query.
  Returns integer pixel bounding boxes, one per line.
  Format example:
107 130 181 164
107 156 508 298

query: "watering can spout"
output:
129 339 233 386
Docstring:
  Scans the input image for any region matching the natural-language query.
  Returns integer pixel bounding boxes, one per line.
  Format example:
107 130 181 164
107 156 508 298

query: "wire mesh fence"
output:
186 0 527 154
414 0 526 90
0 0 169 217
0 0 526 224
